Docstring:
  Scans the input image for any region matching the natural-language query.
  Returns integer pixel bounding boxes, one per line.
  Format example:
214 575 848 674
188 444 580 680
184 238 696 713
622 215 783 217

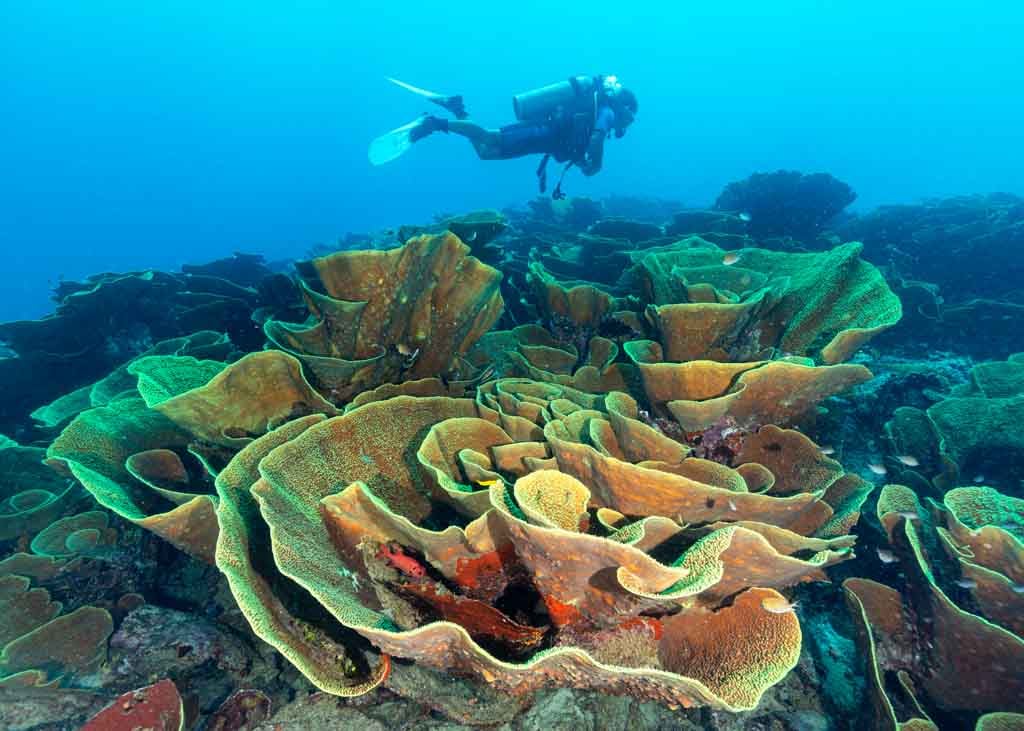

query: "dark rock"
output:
254 692 430 731
513 688 701 731
206 688 272 731
385 660 528 726
105 604 265 713
0 686 108 731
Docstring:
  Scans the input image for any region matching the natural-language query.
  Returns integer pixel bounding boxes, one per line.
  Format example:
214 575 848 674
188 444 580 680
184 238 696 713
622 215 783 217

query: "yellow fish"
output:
475 478 502 487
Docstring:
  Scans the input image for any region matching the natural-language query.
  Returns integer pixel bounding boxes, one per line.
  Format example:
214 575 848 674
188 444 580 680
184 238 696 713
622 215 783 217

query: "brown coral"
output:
265 233 503 399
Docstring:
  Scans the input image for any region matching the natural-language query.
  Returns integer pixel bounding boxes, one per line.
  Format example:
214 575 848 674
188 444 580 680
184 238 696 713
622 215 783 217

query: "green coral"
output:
0 573 113 683
848 485 1024 727
885 354 1024 491
0 441 82 541
128 355 227 407
634 239 901 363
30 331 234 429
945 486 1024 541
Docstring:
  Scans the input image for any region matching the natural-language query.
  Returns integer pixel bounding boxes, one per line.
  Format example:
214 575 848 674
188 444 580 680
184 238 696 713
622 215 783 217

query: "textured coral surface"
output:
2 190 1022 730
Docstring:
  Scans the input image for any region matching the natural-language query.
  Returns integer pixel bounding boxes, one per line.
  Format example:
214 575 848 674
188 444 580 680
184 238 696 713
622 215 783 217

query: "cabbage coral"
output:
884 353 1024 493
33 233 901 713
845 484 1024 729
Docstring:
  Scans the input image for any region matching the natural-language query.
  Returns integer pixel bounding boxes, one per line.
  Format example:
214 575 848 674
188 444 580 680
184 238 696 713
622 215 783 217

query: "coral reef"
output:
845 483 1023 729
839 194 1024 358
0 258 291 439
883 353 1024 496
264 233 503 401
4 192 1024 728
713 170 857 239
0 438 84 541
33 231 888 718
839 193 1024 301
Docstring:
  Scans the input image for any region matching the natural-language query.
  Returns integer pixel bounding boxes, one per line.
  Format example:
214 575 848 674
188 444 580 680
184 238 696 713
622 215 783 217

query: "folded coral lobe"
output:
266 233 504 398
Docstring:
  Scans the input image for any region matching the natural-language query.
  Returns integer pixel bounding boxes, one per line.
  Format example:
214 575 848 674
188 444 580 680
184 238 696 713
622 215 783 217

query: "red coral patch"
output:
82 678 183 731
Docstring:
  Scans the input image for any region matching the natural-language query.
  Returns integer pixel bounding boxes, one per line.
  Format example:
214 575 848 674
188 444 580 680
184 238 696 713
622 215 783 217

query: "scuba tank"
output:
512 75 600 122
514 75 619 200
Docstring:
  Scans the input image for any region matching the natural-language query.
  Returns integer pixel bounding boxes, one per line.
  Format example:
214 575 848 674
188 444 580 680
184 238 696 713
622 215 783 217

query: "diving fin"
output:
386 77 468 119
368 117 422 166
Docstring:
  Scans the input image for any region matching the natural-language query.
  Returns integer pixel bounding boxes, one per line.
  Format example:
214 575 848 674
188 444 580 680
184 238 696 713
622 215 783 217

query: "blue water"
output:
2 1 1022 321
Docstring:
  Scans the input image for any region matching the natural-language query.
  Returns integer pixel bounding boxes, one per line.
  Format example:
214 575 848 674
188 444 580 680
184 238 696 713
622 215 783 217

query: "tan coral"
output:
267 234 503 398
231 399 813 710
513 470 590 532
155 350 338 449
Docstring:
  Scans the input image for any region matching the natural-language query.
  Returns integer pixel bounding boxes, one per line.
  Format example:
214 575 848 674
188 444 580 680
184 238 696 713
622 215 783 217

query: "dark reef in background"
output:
714 169 857 239
840 193 1024 358
4 175 1020 442
0 255 300 440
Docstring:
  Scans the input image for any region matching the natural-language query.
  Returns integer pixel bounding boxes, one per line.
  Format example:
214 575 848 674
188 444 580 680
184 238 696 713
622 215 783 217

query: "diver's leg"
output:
411 116 502 159
413 117 546 161
446 121 503 159
448 120 554 161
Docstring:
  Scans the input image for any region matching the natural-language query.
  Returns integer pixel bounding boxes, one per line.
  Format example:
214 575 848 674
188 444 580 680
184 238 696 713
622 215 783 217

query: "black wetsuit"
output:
497 105 616 163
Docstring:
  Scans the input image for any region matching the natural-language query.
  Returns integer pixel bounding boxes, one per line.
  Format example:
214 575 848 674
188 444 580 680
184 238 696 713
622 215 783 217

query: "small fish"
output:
973 475 985 483
377 544 426 579
475 478 502 487
877 548 898 564
897 511 920 521
396 343 415 356
728 500 738 512
722 252 741 266
896 455 920 467
761 596 799 614
819 446 836 456
868 463 888 476
955 578 978 590
738 212 752 222
466 231 478 242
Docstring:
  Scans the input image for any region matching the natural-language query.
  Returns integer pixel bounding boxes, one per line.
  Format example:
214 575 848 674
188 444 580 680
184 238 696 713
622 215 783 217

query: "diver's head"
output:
601 75 638 138
612 88 638 137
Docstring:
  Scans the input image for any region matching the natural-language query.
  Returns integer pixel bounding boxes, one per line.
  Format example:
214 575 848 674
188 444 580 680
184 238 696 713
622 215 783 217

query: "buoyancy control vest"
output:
513 75 607 199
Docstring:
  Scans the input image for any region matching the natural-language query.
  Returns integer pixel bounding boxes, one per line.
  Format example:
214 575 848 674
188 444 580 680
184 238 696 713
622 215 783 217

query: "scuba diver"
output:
369 75 638 198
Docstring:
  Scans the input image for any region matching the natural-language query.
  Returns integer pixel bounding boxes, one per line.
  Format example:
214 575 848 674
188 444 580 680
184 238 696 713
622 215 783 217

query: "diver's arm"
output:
578 129 606 176
578 105 615 176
